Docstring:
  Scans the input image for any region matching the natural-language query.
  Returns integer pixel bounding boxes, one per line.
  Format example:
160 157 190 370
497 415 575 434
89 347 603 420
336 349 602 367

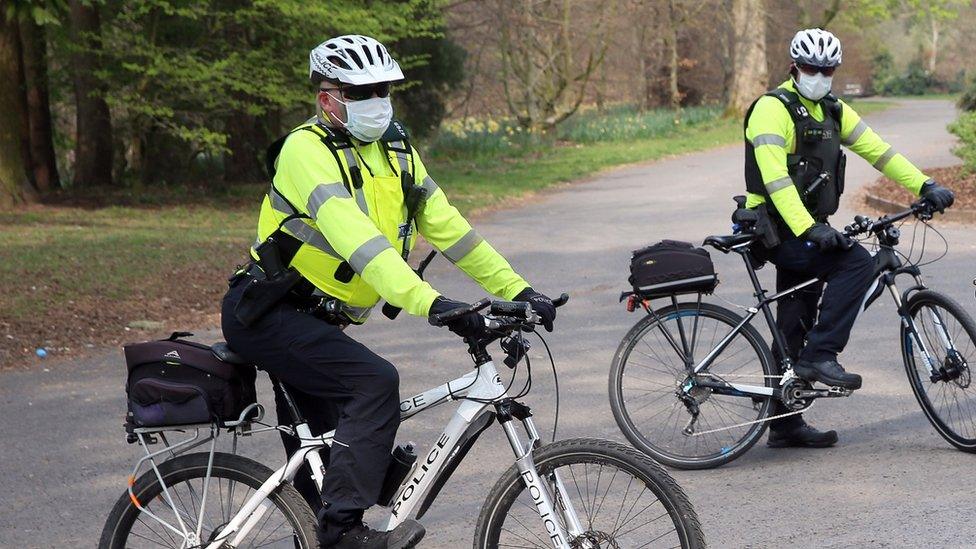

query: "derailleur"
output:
780 377 853 411
677 380 710 435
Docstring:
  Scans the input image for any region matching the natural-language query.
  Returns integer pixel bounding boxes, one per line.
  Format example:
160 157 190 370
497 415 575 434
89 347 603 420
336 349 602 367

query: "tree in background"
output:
726 0 767 116
0 0 64 205
68 0 113 187
392 32 466 139
493 0 612 132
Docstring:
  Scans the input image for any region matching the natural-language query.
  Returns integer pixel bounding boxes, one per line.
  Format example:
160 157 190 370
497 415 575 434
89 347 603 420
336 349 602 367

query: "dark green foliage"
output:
63 0 445 184
959 78 976 112
949 112 976 172
392 32 466 139
872 51 959 96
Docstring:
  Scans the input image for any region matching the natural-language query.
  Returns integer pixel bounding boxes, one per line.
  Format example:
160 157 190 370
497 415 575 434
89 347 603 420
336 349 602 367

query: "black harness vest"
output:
744 88 846 222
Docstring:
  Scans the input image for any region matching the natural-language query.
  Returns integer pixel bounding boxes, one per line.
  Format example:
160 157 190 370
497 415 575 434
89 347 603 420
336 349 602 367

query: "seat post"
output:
269 374 306 424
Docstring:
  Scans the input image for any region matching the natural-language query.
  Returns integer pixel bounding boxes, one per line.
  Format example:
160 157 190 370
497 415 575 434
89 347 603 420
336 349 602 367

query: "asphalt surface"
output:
2 99 973 548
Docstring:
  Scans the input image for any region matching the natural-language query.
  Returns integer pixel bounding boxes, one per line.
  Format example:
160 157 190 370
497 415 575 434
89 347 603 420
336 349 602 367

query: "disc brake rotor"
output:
571 531 621 549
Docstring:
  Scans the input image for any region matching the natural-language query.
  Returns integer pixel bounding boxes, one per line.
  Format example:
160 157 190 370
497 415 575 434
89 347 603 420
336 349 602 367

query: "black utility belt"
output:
232 263 349 328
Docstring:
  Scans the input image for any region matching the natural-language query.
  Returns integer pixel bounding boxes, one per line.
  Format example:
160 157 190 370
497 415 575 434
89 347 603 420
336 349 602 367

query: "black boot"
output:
331 520 426 549
793 359 862 390
768 419 838 448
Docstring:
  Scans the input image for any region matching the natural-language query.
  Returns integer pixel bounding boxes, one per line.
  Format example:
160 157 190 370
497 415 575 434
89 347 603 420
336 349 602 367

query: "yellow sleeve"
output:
839 100 929 195
412 149 530 300
276 132 441 316
746 96 816 236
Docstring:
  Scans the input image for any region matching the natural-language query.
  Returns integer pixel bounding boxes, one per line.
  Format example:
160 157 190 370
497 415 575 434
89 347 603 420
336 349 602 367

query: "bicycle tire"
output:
99 452 318 548
901 290 976 452
609 302 776 469
473 438 705 549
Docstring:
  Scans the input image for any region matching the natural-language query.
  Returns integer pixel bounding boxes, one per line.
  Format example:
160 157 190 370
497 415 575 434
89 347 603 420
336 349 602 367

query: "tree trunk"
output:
69 0 114 187
928 17 939 74
224 112 266 184
0 11 36 206
726 0 768 117
665 0 681 113
19 17 58 192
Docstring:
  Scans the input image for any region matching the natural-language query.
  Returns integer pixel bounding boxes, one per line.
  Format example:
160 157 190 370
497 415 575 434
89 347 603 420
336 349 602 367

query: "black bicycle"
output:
609 201 976 469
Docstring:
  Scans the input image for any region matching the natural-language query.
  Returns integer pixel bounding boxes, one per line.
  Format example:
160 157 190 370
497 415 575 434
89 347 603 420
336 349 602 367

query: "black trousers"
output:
221 277 400 545
767 237 875 429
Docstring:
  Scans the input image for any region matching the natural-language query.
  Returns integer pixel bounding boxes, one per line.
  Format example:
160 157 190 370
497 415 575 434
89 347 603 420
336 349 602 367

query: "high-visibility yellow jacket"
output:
745 80 931 236
254 119 529 323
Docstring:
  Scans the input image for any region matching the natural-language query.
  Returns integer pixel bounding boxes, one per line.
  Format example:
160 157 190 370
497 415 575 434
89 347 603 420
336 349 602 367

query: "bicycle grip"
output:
490 301 532 318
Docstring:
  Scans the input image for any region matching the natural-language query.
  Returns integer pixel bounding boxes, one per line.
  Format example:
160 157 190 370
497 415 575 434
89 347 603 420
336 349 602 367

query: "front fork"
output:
498 400 586 549
893 278 965 381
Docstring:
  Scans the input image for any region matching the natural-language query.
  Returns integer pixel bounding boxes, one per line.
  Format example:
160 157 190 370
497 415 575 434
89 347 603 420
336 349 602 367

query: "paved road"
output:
2 99 972 548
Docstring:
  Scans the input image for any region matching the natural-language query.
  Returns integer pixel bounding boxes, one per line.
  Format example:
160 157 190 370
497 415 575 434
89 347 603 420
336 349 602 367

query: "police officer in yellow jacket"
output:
743 29 954 448
221 35 556 548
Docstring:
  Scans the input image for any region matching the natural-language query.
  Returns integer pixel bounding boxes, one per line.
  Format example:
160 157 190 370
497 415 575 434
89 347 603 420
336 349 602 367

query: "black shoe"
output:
793 359 862 390
767 422 838 448
331 520 426 549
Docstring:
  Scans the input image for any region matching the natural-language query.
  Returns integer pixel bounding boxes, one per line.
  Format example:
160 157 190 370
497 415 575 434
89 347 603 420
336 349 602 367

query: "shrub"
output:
958 78 976 112
949 111 976 173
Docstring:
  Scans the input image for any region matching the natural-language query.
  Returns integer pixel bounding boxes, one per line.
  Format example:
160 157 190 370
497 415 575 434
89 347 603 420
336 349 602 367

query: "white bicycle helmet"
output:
309 35 404 86
790 29 842 67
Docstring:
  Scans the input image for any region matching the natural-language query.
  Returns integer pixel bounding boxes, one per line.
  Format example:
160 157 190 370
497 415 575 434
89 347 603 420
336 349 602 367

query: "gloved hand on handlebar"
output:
920 180 954 214
514 287 556 332
429 296 485 338
804 222 854 251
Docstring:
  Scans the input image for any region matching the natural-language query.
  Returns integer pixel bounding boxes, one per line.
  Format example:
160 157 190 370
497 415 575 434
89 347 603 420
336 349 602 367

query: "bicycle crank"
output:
781 378 854 411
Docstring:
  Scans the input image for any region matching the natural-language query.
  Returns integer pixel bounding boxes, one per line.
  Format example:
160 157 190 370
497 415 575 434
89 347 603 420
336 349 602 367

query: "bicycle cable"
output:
534 330 560 443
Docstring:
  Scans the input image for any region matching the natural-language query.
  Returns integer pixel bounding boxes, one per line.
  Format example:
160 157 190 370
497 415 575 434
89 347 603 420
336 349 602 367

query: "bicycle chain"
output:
688 401 813 437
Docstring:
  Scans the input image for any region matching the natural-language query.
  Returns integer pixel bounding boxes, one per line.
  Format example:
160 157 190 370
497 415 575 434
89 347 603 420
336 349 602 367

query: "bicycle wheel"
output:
610 301 776 469
901 290 976 452
99 452 318 548
473 438 705 549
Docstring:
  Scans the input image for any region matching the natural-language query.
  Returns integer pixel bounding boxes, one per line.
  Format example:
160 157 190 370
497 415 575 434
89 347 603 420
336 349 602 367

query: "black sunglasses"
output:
797 63 837 77
321 82 391 101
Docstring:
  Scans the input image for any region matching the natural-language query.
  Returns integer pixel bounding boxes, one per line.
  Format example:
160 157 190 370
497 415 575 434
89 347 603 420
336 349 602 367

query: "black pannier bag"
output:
124 333 257 428
628 240 718 298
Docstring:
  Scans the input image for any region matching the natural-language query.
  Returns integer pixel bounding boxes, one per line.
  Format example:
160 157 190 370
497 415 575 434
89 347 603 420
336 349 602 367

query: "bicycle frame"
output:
660 238 957 402
137 357 582 549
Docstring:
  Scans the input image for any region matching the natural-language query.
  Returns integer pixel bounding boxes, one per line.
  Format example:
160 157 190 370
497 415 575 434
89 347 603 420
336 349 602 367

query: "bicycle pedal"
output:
826 386 854 397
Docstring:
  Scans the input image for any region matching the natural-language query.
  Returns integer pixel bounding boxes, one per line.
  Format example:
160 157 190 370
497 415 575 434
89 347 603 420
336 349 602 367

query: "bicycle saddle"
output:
211 342 250 365
703 233 755 252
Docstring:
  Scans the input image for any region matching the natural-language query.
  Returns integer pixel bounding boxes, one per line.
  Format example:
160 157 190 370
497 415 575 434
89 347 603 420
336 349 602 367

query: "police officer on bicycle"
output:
221 35 556 548
740 28 954 448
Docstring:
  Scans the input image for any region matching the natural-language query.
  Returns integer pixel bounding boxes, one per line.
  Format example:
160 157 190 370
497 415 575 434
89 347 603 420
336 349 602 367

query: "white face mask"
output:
327 92 393 142
793 71 833 101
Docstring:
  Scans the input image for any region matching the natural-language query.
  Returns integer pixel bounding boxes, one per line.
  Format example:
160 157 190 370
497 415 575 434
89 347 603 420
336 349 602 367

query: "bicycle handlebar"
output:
429 293 570 329
842 199 935 238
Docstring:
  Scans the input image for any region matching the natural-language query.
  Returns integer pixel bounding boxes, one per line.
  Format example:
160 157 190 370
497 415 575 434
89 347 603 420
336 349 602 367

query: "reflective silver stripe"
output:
420 175 439 195
441 230 484 263
873 147 897 171
338 147 370 214
306 182 350 217
354 188 369 215
347 235 393 273
751 134 786 147
389 140 410 173
842 120 868 145
283 219 339 257
765 176 794 194
270 190 295 215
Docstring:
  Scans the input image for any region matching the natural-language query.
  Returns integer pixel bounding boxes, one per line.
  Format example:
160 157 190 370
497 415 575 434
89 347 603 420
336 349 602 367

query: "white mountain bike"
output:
101 294 705 548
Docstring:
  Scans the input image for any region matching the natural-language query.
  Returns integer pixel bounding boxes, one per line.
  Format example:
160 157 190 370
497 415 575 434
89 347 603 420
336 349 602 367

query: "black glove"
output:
428 296 485 338
920 181 954 213
514 287 556 332
804 222 853 251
